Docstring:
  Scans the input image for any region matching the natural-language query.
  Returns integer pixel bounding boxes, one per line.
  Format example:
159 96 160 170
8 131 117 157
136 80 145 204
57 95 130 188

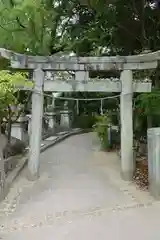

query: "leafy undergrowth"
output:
133 158 148 190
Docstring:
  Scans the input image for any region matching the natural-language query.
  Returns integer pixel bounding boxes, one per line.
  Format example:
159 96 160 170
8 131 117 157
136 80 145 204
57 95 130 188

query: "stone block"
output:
147 127 160 199
11 116 28 142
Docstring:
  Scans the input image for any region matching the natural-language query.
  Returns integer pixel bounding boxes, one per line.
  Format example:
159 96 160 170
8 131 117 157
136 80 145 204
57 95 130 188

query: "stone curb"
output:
1 128 89 201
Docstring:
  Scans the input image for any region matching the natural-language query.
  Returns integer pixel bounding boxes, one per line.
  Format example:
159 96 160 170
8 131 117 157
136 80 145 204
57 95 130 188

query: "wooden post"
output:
27 68 44 180
120 70 134 181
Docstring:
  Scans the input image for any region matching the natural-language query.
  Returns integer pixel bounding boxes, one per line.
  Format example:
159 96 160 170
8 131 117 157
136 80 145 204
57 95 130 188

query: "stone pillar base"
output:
26 168 40 181
60 110 72 129
149 183 160 200
121 170 134 181
45 112 57 130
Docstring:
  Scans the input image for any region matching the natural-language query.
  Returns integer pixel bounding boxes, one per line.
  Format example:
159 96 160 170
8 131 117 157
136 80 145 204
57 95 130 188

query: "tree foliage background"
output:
1 0 160 55
0 0 160 131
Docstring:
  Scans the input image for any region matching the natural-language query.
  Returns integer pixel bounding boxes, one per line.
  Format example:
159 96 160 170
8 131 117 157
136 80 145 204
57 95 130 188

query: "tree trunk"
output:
6 105 13 144
147 115 152 128
7 117 12 144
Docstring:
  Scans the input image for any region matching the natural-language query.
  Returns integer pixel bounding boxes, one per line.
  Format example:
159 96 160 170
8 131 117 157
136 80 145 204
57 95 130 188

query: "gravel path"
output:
0 133 159 239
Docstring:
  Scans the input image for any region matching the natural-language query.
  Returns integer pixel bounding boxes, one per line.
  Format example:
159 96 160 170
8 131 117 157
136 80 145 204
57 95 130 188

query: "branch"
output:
0 23 24 32
29 17 38 40
40 12 45 49
9 0 26 29
16 17 26 29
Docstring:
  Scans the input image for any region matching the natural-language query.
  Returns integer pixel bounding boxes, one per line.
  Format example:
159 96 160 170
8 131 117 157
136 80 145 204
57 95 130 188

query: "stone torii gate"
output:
0 48 159 181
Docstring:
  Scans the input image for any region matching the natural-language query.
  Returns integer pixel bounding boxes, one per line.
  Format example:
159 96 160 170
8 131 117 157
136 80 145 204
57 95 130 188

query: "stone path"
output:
0 133 160 239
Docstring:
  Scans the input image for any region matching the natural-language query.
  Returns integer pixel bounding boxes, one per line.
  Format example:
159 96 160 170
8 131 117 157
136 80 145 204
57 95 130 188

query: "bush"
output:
93 114 112 150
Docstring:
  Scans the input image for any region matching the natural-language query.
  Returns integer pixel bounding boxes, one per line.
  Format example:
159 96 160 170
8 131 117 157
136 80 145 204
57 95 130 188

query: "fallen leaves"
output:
133 158 148 190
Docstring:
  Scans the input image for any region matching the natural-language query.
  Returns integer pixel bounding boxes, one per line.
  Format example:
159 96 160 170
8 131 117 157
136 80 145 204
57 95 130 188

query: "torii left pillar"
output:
27 68 44 180
120 70 134 181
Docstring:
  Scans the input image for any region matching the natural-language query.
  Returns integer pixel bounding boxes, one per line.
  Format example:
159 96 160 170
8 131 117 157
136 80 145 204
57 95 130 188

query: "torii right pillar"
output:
120 70 134 181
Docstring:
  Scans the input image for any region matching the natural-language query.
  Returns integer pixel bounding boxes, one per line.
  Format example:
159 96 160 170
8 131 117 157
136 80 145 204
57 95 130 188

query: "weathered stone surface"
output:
28 68 44 180
147 127 160 199
3 136 26 159
120 70 134 181
0 48 159 70
43 78 152 92
0 134 25 178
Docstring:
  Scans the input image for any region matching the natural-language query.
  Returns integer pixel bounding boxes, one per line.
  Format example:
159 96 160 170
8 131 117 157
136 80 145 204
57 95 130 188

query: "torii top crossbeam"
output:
0 48 160 71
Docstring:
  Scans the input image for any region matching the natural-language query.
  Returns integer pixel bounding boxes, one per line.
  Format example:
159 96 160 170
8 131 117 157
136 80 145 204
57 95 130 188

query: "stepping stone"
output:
57 131 68 136
45 136 58 141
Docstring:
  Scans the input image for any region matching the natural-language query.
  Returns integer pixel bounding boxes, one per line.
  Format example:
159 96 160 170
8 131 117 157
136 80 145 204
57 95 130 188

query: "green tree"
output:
0 70 32 195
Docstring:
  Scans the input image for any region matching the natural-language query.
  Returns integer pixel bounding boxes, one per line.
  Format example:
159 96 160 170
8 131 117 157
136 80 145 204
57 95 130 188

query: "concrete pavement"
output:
2 204 160 239
0 133 159 239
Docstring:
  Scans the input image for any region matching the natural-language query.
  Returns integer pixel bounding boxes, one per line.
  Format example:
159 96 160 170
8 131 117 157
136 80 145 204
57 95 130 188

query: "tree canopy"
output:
0 0 160 131
0 0 160 56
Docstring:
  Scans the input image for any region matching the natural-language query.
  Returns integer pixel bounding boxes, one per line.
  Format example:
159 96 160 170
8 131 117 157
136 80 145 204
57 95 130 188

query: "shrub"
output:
93 114 112 150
